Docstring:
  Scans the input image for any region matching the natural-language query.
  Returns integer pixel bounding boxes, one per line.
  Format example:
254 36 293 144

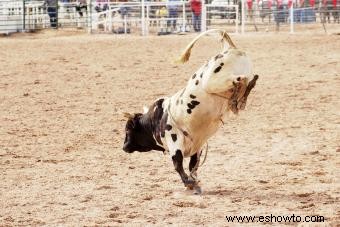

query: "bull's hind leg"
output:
189 153 198 173
189 152 202 195
189 152 201 180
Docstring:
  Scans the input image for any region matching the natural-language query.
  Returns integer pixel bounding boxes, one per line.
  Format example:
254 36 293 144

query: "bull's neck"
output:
139 114 155 136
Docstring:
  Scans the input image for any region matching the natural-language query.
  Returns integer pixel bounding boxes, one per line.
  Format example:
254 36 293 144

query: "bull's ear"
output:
123 112 134 119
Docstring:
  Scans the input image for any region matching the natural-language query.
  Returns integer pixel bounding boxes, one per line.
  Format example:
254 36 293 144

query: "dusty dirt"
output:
0 29 339 226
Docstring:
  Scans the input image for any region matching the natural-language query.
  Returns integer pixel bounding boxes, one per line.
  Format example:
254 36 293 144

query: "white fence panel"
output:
91 3 143 34
0 1 23 34
203 3 239 33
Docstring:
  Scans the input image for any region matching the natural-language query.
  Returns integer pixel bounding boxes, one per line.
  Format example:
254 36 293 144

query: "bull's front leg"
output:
172 150 196 188
164 119 200 193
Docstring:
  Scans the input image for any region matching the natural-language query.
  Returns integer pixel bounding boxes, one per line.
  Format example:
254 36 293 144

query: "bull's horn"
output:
123 112 134 119
177 29 236 64
143 106 149 114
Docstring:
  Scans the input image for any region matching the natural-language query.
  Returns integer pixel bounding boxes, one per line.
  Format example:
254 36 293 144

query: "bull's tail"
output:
178 29 236 64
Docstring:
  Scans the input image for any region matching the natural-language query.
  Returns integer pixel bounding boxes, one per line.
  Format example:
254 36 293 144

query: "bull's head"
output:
122 112 164 153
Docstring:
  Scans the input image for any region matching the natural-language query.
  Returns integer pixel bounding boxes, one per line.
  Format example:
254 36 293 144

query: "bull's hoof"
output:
193 185 202 195
184 178 197 190
184 180 196 190
186 184 194 190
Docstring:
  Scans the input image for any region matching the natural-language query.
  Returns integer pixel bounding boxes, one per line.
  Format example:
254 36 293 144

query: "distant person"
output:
247 0 253 20
76 0 87 17
119 0 129 19
44 0 58 28
156 6 169 35
190 0 202 32
167 0 179 30
95 0 109 12
237 0 242 24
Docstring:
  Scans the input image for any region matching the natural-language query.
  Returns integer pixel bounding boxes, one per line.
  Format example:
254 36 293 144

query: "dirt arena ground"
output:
0 30 339 226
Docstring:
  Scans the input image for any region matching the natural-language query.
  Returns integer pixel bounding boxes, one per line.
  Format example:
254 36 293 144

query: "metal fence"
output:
0 0 339 35
92 1 239 35
0 0 91 34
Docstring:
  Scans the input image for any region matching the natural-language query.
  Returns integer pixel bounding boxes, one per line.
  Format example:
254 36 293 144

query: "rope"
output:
189 142 209 180
199 142 208 167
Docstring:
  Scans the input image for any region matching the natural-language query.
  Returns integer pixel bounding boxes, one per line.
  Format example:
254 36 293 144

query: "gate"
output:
202 3 239 33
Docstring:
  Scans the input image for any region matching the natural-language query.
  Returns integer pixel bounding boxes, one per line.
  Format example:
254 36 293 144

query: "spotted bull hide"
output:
122 30 258 194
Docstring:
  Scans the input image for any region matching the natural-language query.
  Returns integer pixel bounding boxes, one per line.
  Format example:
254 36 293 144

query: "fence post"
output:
56 0 58 29
108 3 112 32
290 3 294 34
88 0 92 34
141 0 146 35
182 2 186 32
124 15 127 34
146 5 150 35
235 5 239 33
201 0 206 32
22 0 25 32
241 0 245 34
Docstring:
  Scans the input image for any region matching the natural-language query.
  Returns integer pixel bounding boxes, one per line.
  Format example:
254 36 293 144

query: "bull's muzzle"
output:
123 143 135 153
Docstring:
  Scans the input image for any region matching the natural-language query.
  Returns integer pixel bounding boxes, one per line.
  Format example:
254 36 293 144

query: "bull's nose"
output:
123 144 133 153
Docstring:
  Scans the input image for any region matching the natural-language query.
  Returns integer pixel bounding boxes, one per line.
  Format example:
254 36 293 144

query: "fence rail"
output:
0 0 339 35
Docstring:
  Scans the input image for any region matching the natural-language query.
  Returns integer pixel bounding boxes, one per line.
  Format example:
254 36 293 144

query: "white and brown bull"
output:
122 29 259 194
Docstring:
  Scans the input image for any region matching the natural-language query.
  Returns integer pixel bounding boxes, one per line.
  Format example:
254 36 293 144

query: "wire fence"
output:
0 0 339 35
